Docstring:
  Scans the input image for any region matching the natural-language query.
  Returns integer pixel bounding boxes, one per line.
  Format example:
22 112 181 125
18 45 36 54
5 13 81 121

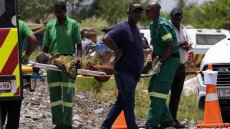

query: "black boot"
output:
62 125 73 129
159 121 174 129
53 125 63 129
173 119 186 128
145 122 159 129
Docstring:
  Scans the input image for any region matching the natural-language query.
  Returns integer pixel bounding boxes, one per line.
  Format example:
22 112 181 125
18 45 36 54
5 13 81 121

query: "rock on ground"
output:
20 80 109 129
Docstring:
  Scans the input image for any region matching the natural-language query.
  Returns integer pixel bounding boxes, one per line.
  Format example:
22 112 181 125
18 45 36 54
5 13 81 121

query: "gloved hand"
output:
152 61 162 75
147 61 162 75
22 54 30 64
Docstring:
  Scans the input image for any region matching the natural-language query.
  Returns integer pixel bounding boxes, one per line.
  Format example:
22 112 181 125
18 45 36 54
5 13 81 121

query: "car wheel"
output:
198 96 205 110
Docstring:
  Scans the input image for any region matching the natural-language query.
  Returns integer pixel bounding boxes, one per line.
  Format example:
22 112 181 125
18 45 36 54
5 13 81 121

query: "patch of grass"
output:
76 76 98 92
94 79 117 104
76 76 117 104
177 94 203 121
79 17 109 36
135 78 150 117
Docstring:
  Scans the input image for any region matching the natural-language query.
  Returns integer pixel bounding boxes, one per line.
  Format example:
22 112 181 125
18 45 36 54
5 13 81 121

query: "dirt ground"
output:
17 80 202 129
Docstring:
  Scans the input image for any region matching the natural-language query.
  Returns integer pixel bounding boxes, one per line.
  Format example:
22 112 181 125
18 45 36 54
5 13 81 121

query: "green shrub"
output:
79 17 109 36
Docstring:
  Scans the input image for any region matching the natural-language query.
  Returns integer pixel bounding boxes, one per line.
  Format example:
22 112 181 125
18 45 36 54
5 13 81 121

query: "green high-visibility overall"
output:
47 70 75 125
147 17 180 127
43 17 82 126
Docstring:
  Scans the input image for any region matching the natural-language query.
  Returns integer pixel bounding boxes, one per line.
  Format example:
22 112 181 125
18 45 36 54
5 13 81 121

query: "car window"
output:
196 34 227 45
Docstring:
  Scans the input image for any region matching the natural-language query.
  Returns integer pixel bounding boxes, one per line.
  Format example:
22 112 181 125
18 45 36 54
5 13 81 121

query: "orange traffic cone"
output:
197 64 230 128
112 111 127 129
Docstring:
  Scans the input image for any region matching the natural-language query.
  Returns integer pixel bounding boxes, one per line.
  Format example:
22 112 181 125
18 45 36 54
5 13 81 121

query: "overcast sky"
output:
160 0 210 12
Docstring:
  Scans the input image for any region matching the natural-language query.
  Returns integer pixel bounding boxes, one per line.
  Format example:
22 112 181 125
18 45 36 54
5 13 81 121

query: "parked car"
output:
196 37 230 121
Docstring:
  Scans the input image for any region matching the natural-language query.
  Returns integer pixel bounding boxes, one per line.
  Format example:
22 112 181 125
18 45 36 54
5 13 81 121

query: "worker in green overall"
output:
42 1 82 129
145 1 180 129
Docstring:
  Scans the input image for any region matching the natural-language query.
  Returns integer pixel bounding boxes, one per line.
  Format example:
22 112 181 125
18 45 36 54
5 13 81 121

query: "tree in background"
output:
18 0 55 23
80 0 154 25
176 0 186 8
18 0 230 30
18 0 90 23
82 0 131 25
65 0 93 21
182 0 230 29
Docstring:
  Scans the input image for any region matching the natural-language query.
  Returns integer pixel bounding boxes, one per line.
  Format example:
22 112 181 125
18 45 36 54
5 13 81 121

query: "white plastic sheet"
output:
202 70 218 85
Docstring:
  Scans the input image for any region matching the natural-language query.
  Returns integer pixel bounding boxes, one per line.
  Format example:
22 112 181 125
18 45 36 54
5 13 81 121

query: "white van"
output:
187 29 229 66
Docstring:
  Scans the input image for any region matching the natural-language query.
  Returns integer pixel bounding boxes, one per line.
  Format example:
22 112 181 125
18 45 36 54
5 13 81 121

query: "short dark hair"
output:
54 1 67 12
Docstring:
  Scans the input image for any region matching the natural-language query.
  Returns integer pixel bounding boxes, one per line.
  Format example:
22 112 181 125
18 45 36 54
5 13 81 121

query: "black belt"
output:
158 53 180 58
171 53 180 58
60 54 73 56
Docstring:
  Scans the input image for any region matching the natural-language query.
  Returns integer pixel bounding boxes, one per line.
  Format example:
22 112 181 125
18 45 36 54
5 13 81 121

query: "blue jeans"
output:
101 72 139 129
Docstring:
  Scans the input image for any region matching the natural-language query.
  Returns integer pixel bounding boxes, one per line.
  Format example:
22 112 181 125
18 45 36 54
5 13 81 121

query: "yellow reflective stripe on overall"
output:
51 100 63 107
51 100 73 107
62 82 75 88
48 81 61 87
161 34 172 41
48 81 75 88
149 92 168 99
63 102 73 107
